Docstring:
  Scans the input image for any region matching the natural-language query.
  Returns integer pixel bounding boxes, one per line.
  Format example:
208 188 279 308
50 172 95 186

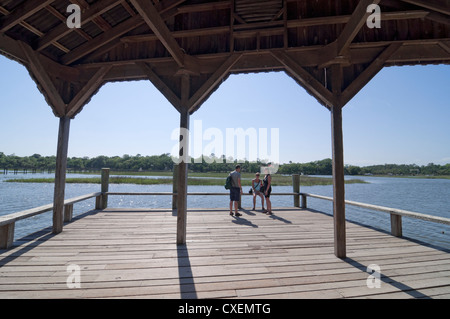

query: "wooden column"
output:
331 104 346 258
52 116 71 234
177 74 190 245
172 164 178 211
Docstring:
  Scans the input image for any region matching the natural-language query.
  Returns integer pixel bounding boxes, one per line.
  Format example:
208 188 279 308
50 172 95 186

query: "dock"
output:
1 207 449 299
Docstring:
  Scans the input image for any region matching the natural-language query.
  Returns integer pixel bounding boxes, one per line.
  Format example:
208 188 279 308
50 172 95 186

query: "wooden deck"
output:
0 207 449 299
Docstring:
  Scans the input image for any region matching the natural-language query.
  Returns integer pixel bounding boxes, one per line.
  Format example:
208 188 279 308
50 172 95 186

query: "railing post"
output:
0 223 15 249
63 204 73 222
301 194 307 209
292 174 300 207
100 168 110 209
391 214 402 237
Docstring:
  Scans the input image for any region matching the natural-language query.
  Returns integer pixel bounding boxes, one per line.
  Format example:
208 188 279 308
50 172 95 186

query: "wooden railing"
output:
298 192 450 237
2 170 449 250
0 192 102 249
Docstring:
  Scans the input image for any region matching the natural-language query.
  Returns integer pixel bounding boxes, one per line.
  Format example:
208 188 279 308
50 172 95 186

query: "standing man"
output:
229 165 243 217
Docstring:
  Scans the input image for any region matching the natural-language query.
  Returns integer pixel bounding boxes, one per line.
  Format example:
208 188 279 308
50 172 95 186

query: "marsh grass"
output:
5 173 366 186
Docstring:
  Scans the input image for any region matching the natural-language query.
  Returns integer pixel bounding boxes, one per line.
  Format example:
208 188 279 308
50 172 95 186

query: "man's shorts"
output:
230 187 241 201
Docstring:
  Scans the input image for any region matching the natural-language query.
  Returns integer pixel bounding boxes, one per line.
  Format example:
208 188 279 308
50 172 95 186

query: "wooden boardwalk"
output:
0 207 449 299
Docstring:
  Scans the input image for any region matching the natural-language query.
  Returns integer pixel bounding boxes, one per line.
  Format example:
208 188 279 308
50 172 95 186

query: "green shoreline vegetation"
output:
4 174 366 186
2 153 449 186
1 153 449 177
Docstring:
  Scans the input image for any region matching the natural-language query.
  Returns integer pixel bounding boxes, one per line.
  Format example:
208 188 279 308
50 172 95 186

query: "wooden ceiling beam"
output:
130 0 186 68
336 0 381 56
0 0 54 33
399 0 450 16
60 15 144 65
317 0 381 68
36 0 122 51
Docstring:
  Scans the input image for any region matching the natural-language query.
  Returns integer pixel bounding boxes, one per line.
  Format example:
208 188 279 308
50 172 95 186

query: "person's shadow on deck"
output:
231 212 258 228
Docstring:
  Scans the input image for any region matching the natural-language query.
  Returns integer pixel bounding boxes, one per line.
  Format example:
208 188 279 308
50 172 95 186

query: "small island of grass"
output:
5 172 367 186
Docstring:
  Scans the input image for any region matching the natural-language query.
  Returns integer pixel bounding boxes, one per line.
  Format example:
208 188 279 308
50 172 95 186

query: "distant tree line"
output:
1 152 449 176
279 160 450 176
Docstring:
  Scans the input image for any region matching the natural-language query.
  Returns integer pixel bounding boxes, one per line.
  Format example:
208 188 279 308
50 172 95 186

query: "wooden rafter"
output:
60 15 144 65
136 61 182 112
37 0 122 52
400 0 450 16
318 0 381 68
188 54 243 114
271 51 335 109
0 0 54 33
340 43 403 106
66 66 112 118
130 0 186 68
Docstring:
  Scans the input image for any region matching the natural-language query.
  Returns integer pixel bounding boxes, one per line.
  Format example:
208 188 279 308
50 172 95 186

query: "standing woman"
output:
263 169 272 215
251 172 265 211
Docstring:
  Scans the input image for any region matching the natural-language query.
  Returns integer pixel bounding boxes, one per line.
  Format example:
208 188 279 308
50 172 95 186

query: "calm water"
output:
1 173 449 250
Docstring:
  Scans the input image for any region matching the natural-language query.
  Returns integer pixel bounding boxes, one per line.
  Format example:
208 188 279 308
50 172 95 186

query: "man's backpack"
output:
224 174 232 190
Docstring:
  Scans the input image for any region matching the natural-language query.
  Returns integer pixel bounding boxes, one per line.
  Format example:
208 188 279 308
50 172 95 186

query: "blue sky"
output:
0 54 449 166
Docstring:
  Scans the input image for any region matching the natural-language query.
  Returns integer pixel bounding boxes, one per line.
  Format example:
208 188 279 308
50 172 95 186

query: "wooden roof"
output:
1 0 449 118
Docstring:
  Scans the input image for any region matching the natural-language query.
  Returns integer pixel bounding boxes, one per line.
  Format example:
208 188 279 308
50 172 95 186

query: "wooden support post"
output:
176 108 189 244
52 116 71 234
331 104 346 259
292 174 300 207
100 168 110 209
177 74 190 245
391 214 403 237
172 164 178 211
0 223 15 249
63 204 73 222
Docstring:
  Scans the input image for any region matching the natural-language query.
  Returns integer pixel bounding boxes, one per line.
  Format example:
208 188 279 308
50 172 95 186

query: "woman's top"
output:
263 174 272 191
253 179 261 191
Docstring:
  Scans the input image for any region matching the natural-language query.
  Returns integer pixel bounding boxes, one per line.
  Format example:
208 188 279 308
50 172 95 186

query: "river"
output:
1 173 449 250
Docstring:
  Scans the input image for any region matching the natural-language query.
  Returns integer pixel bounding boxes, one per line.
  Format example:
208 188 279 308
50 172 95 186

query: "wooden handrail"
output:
0 192 102 249
299 192 450 238
0 192 102 227
300 192 450 225
106 192 298 196
3 187 447 249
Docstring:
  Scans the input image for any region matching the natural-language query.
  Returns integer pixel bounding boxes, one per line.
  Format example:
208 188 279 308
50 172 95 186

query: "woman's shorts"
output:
230 187 241 201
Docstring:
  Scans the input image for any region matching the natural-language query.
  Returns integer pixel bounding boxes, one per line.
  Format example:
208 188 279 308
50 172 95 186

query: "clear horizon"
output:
1 54 449 167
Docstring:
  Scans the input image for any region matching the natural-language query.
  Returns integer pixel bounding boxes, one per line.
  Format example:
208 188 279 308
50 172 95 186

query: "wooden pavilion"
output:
1 0 449 259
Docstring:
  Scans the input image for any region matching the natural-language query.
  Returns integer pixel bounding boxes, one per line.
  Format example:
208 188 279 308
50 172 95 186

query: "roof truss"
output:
0 0 448 117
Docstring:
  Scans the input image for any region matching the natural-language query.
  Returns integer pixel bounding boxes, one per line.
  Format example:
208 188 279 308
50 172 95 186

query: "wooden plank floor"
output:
0 207 449 299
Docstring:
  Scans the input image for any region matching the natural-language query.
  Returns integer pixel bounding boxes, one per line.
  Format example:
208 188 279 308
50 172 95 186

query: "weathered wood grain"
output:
0 207 449 299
